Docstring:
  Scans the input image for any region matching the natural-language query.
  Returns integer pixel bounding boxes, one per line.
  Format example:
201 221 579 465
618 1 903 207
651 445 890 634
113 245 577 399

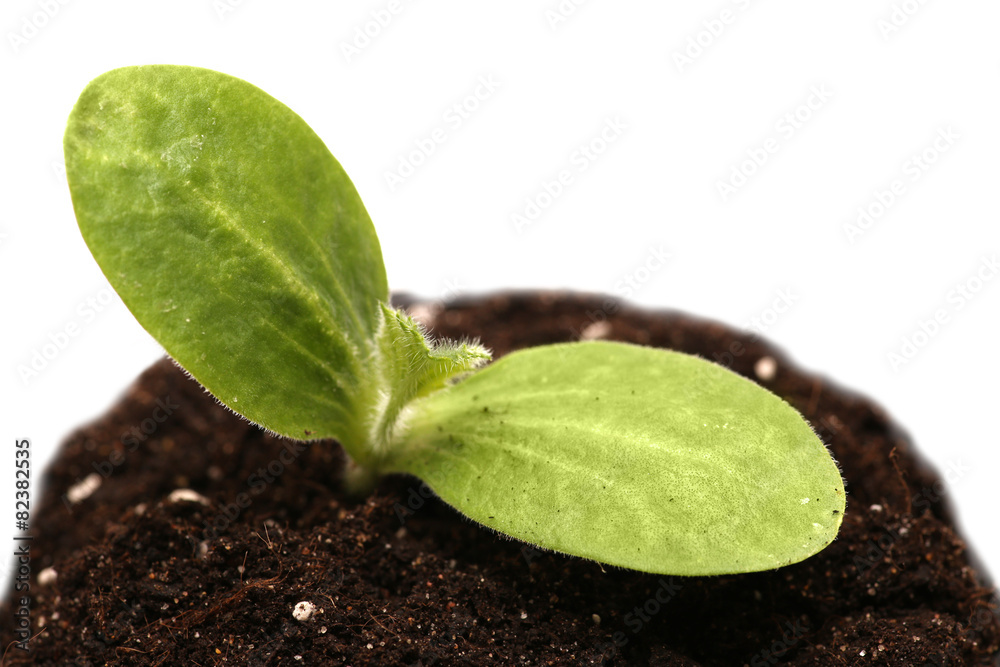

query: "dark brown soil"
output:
3 291 998 666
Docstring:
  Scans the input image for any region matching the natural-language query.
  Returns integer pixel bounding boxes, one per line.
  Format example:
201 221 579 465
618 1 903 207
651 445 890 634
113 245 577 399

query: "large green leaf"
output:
391 341 845 576
65 65 387 447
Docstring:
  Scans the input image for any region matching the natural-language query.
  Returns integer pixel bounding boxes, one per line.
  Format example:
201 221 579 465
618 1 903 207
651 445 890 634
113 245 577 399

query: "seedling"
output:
64 65 845 576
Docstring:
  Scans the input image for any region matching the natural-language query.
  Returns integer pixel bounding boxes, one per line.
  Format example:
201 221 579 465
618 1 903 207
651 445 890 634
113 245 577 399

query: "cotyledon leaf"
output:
65 65 387 449
389 341 846 576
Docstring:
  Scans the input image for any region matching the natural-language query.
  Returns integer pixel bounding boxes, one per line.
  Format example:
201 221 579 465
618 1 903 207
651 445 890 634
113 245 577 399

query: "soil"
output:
3 291 998 666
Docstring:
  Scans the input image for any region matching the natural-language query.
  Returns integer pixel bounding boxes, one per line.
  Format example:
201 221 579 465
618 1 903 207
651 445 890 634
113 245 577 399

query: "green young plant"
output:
64 65 845 576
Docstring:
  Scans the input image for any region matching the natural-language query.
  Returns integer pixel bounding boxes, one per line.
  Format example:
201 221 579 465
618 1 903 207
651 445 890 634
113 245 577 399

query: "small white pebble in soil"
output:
520 611 528 620
580 320 613 341
293 601 317 622
66 473 102 505
168 489 210 505
860 650 866 656
134 503 147 517
319 626 328 634
754 356 778 381
38 567 57 586
870 504 883 513
294 656 302 661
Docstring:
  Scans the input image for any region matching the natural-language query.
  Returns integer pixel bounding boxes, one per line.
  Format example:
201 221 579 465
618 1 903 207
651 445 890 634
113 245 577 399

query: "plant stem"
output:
342 456 380 498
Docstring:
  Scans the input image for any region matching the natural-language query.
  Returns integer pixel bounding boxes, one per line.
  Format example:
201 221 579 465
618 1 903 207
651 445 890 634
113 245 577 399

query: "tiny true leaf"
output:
365 304 490 458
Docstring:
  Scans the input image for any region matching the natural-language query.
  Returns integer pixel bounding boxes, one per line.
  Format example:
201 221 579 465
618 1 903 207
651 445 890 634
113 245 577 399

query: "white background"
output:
2 0 998 593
